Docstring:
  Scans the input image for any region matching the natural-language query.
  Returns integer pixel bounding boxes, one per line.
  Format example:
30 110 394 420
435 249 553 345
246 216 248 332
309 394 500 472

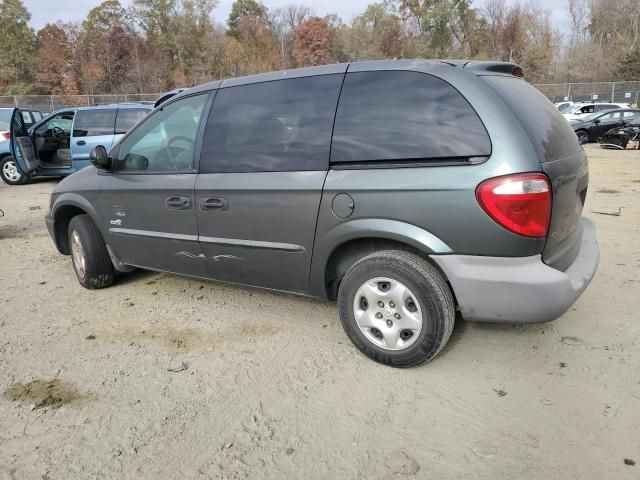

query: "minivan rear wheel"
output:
68 215 114 289
337 250 455 367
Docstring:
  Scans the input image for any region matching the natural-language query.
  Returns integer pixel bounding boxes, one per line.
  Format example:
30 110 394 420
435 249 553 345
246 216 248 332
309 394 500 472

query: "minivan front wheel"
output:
0 157 27 185
338 250 455 367
68 215 114 289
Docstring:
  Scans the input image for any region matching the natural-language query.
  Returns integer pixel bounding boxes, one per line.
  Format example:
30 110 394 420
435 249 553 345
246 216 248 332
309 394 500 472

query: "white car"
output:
563 102 631 121
555 101 575 113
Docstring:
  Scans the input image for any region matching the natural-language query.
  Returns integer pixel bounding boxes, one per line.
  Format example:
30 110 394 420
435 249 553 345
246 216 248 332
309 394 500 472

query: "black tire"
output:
68 215 114 289
0 156 28 185
337 250 455 367
576 130 590 144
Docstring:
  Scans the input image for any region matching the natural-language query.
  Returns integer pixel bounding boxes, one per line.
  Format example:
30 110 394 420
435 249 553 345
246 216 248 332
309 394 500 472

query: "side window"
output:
114 94 207 173
580 106 594 114
598 112 615 121
199 74 343 173
31 111 43 121
115 108 151 134
623 111 637 118
21 111 34 129
73 109 116 137
331 71 491 163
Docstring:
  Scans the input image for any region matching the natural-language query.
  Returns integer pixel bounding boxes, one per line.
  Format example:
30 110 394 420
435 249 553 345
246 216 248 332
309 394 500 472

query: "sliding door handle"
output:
199 197 229 211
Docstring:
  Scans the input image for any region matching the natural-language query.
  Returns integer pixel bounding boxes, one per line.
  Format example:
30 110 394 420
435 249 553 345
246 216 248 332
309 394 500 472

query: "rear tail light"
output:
0 131 10 141
476 173 551 238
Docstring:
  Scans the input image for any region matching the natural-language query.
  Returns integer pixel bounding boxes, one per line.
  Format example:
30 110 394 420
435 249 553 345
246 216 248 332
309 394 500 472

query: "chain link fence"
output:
1 83 640 112
534 81 640 105
0 94 160 112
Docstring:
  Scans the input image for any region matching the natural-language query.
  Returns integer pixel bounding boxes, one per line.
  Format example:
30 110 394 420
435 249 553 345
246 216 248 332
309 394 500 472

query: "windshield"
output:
0 109 12 130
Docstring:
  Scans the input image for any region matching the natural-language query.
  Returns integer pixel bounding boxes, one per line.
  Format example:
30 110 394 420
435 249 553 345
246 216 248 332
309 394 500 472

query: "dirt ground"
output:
0 144 639 479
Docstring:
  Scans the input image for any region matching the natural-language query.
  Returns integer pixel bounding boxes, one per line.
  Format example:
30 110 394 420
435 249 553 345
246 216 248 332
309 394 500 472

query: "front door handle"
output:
165 196 192 210
76 140 86 146
199 197 229 211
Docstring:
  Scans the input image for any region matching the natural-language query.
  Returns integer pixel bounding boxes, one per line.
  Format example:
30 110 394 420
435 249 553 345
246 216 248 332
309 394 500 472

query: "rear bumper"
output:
430 218 599 323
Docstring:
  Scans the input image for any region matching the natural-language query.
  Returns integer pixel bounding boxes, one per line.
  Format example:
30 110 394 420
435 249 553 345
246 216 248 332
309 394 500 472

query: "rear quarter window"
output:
482 76 580 162
330 70 491 163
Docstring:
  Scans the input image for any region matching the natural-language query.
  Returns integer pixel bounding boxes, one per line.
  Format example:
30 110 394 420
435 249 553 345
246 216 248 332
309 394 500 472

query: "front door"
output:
99 93 211 277
71 108 117 171
32 110 75 168
10 108 39 174
195 73 344 293
592 111 624 138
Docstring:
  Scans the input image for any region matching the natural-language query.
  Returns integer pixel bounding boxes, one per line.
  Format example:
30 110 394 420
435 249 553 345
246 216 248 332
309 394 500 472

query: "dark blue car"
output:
1 104 151 185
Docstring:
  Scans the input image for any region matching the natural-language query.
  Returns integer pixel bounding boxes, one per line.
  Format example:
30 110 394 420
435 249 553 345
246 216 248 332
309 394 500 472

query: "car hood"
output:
52 164 100 195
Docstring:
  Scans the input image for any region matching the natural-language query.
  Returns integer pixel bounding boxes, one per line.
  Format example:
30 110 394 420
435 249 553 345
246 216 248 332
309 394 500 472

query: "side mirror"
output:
90 145 112 170
593 120 600 125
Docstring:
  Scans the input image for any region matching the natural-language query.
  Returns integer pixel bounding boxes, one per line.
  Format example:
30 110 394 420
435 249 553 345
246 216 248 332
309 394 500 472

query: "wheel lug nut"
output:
377 301 384 308
389 301 395 308
394 313 401 319
386 320 393 328
375 312 383 319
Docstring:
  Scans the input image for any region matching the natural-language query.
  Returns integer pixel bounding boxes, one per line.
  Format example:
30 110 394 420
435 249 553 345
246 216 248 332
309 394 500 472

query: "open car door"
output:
10 108 39 174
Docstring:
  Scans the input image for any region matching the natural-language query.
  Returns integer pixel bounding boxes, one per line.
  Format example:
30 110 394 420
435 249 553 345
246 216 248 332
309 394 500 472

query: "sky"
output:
24 0 569 33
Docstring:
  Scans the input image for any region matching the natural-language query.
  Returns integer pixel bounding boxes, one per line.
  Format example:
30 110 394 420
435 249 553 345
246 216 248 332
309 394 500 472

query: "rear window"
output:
73 109 116 137
483 76 580 162
331 71 491 163
115 108 150 134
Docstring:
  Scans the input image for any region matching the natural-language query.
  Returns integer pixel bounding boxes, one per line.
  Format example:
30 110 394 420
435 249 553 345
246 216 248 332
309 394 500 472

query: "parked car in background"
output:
0 107 44 184
0 107 43 139
562 102 630 121
599 116 640 149
571 108 640 144
45 60 598 367
555 101 575 113
2 104 151 185
154 88 186 108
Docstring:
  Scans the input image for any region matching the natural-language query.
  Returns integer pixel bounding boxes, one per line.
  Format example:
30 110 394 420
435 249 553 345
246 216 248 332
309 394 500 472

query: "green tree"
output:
227 0 265 39
0 0 37 92
83 0 129 35
396 0 475 57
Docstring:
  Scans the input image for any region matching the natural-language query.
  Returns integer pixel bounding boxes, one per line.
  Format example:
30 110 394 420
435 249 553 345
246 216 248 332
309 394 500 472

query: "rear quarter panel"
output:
309 66 547 298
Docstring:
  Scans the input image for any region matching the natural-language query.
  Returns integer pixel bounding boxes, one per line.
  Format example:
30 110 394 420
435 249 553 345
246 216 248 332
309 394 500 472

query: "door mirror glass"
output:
90 145 111 170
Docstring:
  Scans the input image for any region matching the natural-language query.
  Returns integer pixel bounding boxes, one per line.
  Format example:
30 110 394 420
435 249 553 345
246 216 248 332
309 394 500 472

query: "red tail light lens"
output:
0 131 10 141
476 173 551 238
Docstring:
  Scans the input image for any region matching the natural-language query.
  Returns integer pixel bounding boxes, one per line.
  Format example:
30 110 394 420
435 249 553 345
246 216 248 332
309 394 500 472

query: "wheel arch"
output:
51 195 102 255
309 219 452 300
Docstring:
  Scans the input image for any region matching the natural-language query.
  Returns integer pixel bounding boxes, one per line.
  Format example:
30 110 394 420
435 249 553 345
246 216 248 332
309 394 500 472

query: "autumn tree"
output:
268 4 312 68
293 16 332 67
34 24 74 94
